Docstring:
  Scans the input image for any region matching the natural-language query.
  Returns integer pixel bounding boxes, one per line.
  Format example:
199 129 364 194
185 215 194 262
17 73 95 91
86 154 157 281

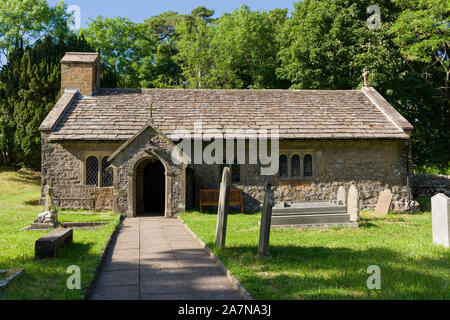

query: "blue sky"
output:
48 0 297 28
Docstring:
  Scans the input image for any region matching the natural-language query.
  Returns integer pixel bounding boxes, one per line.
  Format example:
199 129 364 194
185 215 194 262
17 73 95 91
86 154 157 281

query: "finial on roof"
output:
363 69 370 87
148 101 153 118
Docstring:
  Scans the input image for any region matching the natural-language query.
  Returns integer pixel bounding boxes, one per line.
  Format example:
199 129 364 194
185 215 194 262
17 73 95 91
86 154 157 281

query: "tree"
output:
211 5 289 89
389 0 449 170
80 16 157 88
0 0 69 62
278 0 449 170
144 11 184 88
0 35 96 168
175 7 216 88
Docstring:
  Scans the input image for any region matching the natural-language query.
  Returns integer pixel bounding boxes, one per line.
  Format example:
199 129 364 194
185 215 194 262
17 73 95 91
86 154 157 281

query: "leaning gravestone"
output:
431 193 450 248
216 167 231 249
32 181 60 230
375 189 393 215
259 178 275 257
337 187 347 206
347 185 360 222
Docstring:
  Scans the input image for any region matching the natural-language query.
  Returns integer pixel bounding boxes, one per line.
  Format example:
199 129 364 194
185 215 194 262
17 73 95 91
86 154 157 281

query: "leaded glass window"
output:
279 155 288 178
102 157 113 187
304 154 313 177
86 156 98 186
292 155 301 177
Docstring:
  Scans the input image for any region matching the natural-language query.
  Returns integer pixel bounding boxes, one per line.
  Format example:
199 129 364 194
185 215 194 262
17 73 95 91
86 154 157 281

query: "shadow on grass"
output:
213 245 450 299
3 168 41 186
0 240 100 300
24 199 40 206
415 197 431 212
186 209 260 216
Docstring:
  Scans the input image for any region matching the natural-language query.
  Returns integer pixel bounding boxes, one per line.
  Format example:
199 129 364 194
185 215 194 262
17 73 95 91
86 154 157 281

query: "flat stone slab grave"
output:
35 228 73 259
88 217 243 300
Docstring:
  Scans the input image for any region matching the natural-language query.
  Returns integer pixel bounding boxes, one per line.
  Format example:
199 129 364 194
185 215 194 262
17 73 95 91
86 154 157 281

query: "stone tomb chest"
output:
271 201 358 229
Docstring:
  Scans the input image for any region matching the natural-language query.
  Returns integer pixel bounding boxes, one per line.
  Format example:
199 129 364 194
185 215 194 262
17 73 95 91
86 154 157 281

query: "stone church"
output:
39 52 414 217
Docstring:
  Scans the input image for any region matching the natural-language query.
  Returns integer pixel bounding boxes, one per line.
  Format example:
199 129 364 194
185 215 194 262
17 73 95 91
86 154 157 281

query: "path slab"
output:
89 217 243 300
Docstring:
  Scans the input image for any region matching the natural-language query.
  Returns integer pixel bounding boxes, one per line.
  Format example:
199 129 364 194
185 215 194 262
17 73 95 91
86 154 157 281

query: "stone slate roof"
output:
45 88 413 141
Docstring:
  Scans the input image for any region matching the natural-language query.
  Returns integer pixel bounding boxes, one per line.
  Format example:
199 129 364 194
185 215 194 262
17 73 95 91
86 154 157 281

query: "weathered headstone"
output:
431 193 450 248
375 189 393 215
32 181 59 230
259 178 275 257
337 187 347 206
347 185 360 222
216 167 231 249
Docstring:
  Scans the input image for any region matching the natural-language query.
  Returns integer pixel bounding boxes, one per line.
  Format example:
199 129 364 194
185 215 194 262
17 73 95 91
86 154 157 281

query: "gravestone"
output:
35 228 73 259
431 193 450 248
375 189 393 215
216 167 231 249
347 185 360 222
337 187 347 206
32 181 59 230
259 178 275 257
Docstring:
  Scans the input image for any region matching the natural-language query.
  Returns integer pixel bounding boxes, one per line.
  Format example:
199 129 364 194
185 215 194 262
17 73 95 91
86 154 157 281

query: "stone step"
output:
271 213 351 226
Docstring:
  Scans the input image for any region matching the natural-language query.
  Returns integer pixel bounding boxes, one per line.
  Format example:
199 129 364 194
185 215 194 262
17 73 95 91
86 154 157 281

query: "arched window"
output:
291 155 301 177
102 157 113 187
304 154 313 177
86 156 99 186
279 155 288 178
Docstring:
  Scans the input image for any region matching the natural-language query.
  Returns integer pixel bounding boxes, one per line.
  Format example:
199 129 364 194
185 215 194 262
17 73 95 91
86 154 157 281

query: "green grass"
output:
0 167 120 300
180 208 450 300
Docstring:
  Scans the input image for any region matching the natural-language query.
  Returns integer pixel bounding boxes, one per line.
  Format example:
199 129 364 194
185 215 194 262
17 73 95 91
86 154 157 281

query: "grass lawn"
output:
180 206 450 300
0 167 120 300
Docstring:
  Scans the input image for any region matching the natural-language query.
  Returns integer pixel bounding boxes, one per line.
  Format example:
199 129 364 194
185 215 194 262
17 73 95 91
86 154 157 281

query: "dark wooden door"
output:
143 161 165 214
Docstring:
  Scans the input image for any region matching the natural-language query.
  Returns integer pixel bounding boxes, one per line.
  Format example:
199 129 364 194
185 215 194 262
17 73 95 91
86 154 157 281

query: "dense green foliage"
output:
0 36 95 168
0 1 448 171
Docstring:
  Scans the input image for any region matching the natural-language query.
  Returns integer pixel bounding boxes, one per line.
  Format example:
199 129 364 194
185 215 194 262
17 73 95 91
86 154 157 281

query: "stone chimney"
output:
60 52 100 96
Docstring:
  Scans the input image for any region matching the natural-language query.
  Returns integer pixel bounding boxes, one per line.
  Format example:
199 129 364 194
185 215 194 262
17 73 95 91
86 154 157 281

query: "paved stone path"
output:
89 217 243 300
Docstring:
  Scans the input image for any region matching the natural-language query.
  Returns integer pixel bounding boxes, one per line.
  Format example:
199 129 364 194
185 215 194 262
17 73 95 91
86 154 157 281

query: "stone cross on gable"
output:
148 101 154 118
363 69 370 87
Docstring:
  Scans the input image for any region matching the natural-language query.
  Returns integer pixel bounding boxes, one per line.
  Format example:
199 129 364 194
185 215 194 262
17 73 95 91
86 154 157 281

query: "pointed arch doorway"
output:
136 158 166 216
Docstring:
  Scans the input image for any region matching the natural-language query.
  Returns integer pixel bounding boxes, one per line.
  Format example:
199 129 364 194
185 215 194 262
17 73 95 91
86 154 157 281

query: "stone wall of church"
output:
40 132 120 210
192 140 412 213
42 134 411 214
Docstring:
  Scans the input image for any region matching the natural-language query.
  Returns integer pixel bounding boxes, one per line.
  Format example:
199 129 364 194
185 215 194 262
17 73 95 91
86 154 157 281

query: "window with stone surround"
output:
86 157 99 186
291 155 301 177
279 155 288 178
279 151 315 179
84 155 114 187
102 157 113 187
304 154 313 177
